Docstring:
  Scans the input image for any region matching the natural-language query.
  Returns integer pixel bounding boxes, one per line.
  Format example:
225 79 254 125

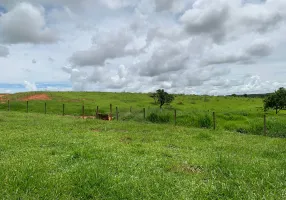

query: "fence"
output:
1 100 286 138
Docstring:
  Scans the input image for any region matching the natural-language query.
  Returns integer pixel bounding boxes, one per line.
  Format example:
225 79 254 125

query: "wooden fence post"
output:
213 112 216 130
8 100 10 111
116 107 119 121
264 114 267 135
26 101 29 113
96 106 99 118
63 104 65 116
174 109 177 126
110 104 112 118
82 105 85 119
44 102 47 114
143 108 146 119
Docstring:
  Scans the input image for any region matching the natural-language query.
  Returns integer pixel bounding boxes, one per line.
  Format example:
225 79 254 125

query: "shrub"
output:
240 111 249 116
198 114 212 128
236 126 248 134
121 113 135 121
266 117 286 138
223 122 238 132
147 112 171 123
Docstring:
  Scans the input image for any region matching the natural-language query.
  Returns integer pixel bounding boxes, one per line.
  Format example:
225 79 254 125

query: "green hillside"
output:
0 91 286 137
0 112 285 199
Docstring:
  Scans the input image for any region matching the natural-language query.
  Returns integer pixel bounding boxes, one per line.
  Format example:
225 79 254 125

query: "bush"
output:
236 126 248 134
240 111 249 116
266 117 286 138
147 112 171 123
121 113 135 121
198 114 212 128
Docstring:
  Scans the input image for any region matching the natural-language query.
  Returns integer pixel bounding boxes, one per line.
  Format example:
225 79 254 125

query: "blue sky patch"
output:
0 82 72 89
0 5 7 14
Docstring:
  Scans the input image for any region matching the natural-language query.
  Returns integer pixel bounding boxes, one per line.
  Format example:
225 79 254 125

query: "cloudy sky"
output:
0 0 286 95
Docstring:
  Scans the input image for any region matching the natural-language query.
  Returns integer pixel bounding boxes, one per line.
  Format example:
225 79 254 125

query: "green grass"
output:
0 111 286 199
1 91 286 137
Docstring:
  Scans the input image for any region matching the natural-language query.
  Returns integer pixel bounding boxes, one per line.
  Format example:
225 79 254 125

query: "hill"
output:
0 91 285 138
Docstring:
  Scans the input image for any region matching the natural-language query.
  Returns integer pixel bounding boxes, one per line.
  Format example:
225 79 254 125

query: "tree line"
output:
264 87 286 114
148 87 286 114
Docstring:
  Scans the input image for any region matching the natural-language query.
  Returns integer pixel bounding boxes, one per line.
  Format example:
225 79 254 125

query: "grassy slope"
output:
0 112 285 199
0 91 264 113
1 91 286 137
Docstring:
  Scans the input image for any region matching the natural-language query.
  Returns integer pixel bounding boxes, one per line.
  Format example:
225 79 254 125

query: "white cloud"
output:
180 0 229 43
138 42 190 77
0 46 9 57
245 39 272 57
23 80 37 91
0 0 286 95
70 29 140 67
0 2 58 44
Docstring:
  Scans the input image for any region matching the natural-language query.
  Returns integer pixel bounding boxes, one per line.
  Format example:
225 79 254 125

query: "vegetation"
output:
264 87 286 114
149 89 174 108
1 91 286 137
0 111 285 199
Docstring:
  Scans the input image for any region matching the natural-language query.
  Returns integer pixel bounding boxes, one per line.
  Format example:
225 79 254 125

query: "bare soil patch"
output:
20 94 51 101
0 94 7 103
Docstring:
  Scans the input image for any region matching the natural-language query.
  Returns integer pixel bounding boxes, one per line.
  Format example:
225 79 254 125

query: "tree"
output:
149 92 157 104
156 89 174 108
264 87 286 114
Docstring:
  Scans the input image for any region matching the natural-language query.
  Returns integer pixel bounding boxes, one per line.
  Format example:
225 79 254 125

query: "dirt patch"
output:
20 94 51 101
82 116 96 119
0 94 7 103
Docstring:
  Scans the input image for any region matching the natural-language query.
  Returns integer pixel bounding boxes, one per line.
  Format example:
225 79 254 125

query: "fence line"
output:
2 100 286 137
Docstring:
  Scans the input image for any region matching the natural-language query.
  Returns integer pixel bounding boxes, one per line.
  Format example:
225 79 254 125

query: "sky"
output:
0 0 286 95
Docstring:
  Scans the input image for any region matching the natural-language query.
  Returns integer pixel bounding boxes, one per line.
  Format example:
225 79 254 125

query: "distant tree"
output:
149 92 157 104
155 89 175 108
243 94 248 98
264 87 286 114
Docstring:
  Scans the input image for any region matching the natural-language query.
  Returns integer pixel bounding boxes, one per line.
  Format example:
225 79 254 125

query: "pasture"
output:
0 111 285 199
0 91 286 137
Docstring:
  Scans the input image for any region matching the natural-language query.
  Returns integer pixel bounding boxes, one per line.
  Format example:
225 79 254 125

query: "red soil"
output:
0 94 7 103
21 94 51 101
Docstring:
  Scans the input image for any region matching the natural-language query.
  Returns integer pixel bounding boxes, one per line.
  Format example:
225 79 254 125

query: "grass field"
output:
0 111 285 199
1 91 286 138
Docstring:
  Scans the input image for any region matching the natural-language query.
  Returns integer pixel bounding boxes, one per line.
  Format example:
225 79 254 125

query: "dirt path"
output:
20 94 51 101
